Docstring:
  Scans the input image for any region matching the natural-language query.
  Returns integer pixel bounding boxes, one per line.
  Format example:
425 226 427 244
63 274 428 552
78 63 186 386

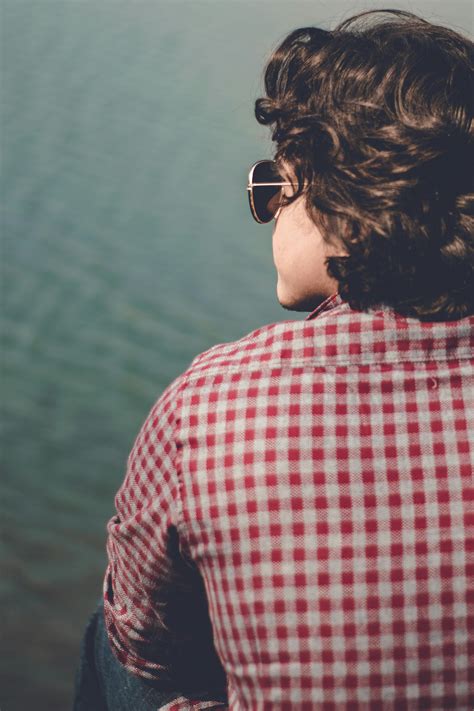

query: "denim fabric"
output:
72 598 189 710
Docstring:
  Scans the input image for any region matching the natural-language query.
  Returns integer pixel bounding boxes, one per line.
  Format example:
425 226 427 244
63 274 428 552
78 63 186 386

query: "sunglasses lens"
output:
249 160 283 223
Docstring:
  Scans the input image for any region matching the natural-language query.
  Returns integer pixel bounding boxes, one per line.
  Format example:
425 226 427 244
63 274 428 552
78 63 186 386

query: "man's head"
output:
256 9 474 320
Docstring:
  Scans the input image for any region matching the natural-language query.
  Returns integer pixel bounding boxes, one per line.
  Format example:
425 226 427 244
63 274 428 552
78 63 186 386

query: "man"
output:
74 8 473 709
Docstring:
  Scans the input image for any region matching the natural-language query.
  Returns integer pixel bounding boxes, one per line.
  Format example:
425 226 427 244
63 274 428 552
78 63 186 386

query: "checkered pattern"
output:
103 292 474 709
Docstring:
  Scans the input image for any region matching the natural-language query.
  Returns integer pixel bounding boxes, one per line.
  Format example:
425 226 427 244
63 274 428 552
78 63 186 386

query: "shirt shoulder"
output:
179 300 473 386
179 303 343 382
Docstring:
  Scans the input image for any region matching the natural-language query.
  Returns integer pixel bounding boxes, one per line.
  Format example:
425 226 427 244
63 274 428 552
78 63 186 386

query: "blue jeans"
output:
72 597 228 710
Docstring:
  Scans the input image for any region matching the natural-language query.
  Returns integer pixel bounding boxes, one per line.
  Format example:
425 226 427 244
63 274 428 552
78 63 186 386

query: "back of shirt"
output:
104 294 474 710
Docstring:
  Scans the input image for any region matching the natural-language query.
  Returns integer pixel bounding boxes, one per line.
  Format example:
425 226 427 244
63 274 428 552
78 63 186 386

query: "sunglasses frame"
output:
247 159 292 224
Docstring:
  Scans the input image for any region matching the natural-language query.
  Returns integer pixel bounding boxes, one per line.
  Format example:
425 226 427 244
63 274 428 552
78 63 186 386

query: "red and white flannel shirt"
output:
103 292 474 710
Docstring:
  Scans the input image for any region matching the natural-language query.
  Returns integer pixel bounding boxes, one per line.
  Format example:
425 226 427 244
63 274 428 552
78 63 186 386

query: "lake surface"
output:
1 2 471 709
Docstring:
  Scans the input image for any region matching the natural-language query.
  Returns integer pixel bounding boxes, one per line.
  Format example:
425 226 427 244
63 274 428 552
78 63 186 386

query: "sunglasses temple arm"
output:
247 182 292 188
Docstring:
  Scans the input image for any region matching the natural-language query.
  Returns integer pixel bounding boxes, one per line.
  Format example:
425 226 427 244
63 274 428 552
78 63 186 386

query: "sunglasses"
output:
247 159 292 223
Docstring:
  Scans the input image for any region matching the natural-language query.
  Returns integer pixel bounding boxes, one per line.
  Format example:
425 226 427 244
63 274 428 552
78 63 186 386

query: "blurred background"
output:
1 1 472 709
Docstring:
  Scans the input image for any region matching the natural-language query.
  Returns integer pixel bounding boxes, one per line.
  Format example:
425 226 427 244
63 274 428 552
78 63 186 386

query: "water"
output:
1 2 471 709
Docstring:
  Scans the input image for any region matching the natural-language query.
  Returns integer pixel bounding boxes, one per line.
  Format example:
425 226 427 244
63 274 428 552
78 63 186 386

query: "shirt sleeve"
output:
102 372 187 682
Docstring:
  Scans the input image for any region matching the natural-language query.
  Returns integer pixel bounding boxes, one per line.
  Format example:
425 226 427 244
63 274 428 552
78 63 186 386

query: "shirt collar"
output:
305 292 344 321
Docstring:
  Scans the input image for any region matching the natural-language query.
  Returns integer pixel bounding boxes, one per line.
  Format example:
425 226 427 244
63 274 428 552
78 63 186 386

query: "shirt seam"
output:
181 355 473 383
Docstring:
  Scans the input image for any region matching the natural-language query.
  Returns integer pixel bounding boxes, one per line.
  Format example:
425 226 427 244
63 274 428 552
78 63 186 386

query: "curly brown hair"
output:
255 9 474 321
